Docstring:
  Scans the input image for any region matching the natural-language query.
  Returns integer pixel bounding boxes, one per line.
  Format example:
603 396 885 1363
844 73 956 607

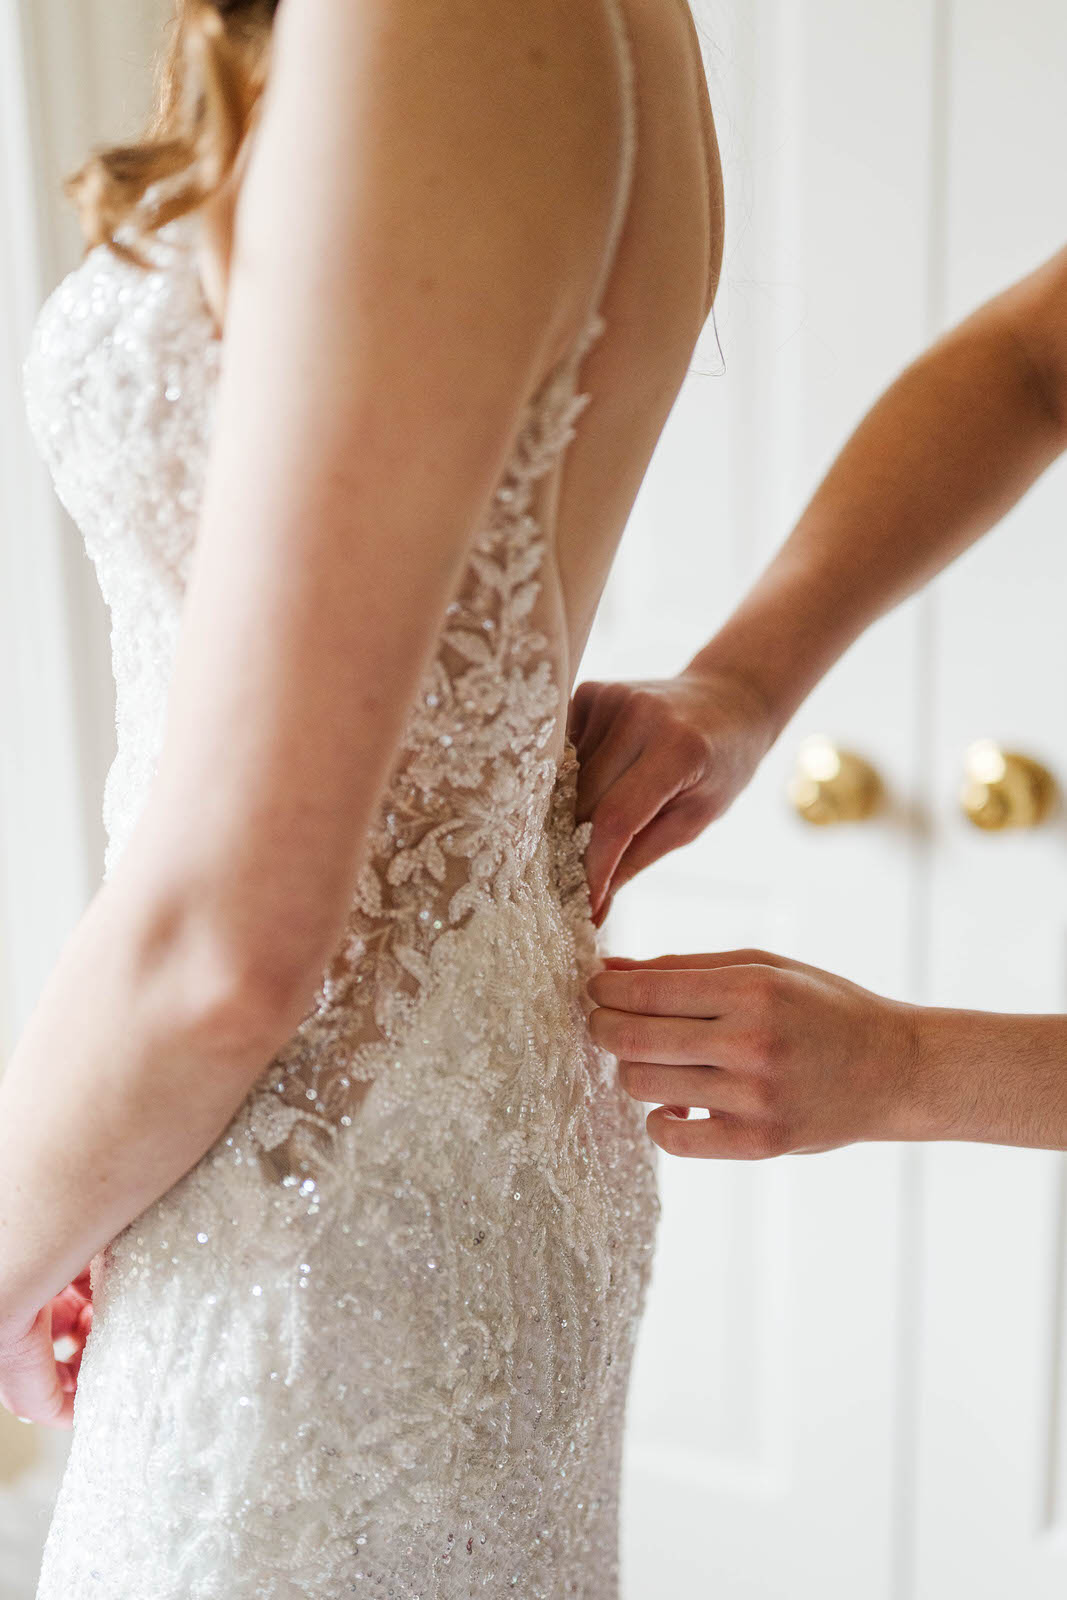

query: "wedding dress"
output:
23 3 658 1594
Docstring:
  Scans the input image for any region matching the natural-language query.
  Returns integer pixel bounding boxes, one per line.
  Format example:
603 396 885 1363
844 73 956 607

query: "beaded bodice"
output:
24 212 614 1180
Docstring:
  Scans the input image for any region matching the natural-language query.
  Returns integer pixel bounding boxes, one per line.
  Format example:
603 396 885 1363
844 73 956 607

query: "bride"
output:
0 0 722 1593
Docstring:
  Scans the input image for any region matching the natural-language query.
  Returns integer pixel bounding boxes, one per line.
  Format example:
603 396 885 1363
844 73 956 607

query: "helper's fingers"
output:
590 965 732 1018
590 956 801 1023
584 758 684 916
602 947 798 974
567 689 590 750
0 1311 73 1429
590 1006 731 1066
602 953 712 971
573 711 643 826
569 678 631 754
568 680 622 753
646 1106 792 1162
604 798 705 903
617 1059 750 1113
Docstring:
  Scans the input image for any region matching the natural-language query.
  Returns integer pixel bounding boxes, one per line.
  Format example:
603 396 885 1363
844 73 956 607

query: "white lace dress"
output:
23 5 658 1595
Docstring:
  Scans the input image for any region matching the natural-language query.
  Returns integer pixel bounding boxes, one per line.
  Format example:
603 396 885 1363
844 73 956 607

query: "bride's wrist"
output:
0 1292 39 1345
0 1258 60 1343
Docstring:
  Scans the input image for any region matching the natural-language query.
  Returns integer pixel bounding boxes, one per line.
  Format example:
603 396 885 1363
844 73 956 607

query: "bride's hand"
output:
0 1266 93 1429
569 669 775 924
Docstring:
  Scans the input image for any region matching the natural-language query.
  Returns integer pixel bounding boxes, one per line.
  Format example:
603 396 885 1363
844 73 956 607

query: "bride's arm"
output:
0 0 623 1418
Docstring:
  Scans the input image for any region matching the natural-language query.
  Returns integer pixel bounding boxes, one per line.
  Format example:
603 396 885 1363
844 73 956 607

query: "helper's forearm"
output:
910 1007 1067 1151
0 871 301 1330
690 281 1067 736
597 955 1067 1160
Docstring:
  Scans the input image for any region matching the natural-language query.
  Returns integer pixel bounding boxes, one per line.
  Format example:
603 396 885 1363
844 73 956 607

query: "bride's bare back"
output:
198 0 723 691
549 0 723 669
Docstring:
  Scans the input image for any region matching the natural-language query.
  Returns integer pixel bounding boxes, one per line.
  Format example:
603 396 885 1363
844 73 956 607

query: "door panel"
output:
597 1 941 1593
917 1 1067 1593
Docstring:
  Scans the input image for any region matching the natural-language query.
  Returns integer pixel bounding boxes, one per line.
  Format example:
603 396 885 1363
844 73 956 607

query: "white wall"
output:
0 4 164 1591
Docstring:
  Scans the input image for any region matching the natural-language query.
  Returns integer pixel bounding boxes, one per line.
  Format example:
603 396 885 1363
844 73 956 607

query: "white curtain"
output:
0 3 164 1592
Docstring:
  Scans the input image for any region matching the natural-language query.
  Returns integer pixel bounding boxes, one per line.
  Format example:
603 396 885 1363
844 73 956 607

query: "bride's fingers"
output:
56 1306 92 1393
57 1357 80 1395
40 1283 95 1401
49 1286 88 1343
0 1313 73 1430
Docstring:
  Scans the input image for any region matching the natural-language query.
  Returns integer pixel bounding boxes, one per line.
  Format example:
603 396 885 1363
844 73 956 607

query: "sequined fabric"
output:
24 4 658 1594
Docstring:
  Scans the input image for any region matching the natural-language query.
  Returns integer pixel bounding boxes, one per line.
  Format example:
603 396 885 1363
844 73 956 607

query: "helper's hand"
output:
0 1265 93 1429
589 949 922 1158
569 670 775 925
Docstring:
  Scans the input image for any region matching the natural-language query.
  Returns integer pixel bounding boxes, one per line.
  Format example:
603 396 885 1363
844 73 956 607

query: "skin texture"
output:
0 0 722 1426
574 245 1067 1157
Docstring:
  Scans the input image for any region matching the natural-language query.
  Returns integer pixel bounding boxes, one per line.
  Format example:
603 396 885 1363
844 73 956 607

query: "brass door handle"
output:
787 737 883 826
960 741 1057 830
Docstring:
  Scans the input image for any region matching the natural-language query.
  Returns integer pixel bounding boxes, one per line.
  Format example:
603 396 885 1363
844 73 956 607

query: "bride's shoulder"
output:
265 0 627 178
201 0 631 349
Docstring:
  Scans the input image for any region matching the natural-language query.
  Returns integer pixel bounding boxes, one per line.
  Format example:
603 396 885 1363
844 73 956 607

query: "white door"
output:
595 0 1067 1593
915 3 1067 1594
592 2 944 1592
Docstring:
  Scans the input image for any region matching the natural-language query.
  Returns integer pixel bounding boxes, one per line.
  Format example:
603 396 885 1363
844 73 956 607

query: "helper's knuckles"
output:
750 1119 796 1159
608 1017 650 1061
615 968 665 1015
738 1020 782 1068
740 1065 786 1116
672 722 711 774
618 1061 662 1102
731 948 783 972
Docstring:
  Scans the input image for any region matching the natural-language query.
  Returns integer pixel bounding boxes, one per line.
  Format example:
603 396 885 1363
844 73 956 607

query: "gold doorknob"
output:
787 737 883 826
960 741 1057 830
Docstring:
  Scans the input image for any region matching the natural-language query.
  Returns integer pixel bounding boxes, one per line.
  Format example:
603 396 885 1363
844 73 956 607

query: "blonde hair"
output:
66 0 276 263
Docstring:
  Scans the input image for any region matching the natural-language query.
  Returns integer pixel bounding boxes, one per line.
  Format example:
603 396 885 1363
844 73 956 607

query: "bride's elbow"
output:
116 878 325 1066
